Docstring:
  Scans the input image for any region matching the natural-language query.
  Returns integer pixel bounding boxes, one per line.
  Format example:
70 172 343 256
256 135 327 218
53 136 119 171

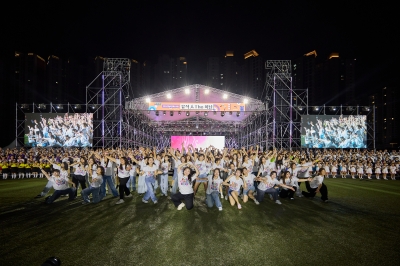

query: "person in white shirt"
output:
302 168 329 202
39 167 76 204
140 157 162 205
106 155 132 205
241 168 259 205
206 168 223 211
159 156 170 197
389 163 397 180
93 151 119 200
81 164 104 204
171 163 199 210
70 157 88 197
256 171 294 205
223 168 246 209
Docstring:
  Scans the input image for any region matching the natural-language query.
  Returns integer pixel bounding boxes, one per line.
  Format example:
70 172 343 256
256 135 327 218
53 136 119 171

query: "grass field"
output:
0 178 399 266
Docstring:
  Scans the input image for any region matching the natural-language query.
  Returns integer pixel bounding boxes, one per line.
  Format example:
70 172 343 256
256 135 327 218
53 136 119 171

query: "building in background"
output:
206 57 221 89
369 87 399 149
241 50 264 99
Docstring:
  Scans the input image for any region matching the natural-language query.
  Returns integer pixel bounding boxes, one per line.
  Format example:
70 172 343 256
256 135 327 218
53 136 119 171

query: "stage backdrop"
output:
24 113 93 147
301 115 367 148
171 136 225 150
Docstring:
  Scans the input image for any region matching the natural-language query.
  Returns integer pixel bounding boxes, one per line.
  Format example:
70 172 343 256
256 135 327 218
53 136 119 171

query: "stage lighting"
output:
56 104 63 110
167 93 172 99
170 111 173 116
186 111 190 116
145 98 150 103
362 106 370 112
329 106 337 111
185 88 190 94
243 98 248 104
21 104 29 109
204 112 208 116
221 111 225 117
204 89 210 94
346 106 354 111
236 112 240 117
74 104 81 110
313 106 319 111
38 104 46 109
147 110 150 114
155 111 159 116
196 111 199 115
178 111 181 115
297 106 304 111
163 111 166 115
223 93 228 99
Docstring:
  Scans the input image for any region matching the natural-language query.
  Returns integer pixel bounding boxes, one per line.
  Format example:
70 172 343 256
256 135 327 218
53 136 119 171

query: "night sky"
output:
1 0 398 146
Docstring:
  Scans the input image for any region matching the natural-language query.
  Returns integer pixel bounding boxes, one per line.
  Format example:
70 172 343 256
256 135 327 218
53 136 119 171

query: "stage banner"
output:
171 136 225 150
149 102 245 112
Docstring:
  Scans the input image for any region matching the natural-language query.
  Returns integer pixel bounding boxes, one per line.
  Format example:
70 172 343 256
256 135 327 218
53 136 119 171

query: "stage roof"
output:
126 84 265 124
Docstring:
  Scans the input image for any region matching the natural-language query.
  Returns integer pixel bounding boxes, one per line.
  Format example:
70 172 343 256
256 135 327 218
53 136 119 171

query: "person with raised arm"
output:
105 153 132 205
205 168 224 211
69 156 89 197
139 157 162 204
223 168 246 209
92 150 119 200
171 162 199 210
192 145 209 197
81 160 104 204
39 165 76 204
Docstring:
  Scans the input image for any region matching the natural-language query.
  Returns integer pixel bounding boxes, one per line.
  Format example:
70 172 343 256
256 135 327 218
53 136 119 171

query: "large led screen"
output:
301 115 367 148
24 113 93 147
171 136 225 150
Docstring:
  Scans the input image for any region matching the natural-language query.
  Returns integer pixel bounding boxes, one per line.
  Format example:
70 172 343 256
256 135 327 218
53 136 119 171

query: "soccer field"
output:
0 178 399 266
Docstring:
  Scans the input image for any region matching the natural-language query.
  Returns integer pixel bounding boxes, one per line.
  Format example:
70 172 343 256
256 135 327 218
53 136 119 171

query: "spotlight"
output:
170 111 173 116
298 106 304 111
185 88 190 94
236 111 240 117
186 111 190 116
21 104 29 109
362 106 370 112
145 97 150 103
38 104 46 109
90 105 96 110
156 111 159 116
204 89 210 94
204 112 208 116
163 111 166 115
56 104 63 110
74 104 81 110
329 106 337 111
167 93 172 99
243 99 248 104
223 93 228 99
221 111 225 117
313 106 319 111
178 111 181 115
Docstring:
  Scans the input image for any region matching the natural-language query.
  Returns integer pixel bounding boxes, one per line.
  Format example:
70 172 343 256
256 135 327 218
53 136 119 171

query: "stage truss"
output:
265 60 308 150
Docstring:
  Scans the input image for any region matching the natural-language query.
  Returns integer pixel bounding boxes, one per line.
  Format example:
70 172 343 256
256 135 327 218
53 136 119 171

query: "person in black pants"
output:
302 168 329 202
171 163 199 210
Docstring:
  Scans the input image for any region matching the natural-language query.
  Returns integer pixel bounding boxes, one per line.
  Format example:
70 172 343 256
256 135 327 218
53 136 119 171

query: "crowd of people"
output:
0 146 399 210
25 113 93 147
302 115 367 148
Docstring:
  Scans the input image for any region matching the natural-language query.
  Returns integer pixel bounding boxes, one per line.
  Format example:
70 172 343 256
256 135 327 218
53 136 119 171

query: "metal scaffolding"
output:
86 58 135 148
265 60 308 150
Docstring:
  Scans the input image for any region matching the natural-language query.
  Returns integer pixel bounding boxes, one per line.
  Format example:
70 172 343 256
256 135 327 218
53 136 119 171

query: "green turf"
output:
0 178 399 266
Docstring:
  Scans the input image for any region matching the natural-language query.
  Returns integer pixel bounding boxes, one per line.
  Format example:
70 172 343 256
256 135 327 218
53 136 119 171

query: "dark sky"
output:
4 0 398 83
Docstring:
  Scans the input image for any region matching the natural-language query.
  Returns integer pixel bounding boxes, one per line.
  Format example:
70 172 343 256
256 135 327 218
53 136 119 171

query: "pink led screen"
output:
171 136 225 150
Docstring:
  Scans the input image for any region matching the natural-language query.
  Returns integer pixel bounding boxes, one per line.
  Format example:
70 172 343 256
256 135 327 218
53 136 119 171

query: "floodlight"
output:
185 88 190 94
178 111 181 115
167 93 172 99
297 106 304 111
56 104 63 110
204 112 208 116
21 104 29 109
329 106 337 111
204 89 210 94
186 111 190 116
74 104 81 110
313 106 319 111
236 112 240 117
145 98 150 103
243 99 248 104
362 106 370 112
223 93 228 99
163 111 166 115
38 104 46 109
